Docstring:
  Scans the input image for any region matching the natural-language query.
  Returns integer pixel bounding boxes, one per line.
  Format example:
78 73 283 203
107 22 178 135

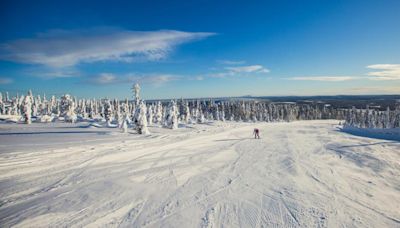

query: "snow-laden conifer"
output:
137 100 150 134
22 95 32 124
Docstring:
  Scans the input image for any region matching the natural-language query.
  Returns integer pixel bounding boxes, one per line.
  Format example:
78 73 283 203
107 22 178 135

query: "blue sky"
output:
0 0 399 99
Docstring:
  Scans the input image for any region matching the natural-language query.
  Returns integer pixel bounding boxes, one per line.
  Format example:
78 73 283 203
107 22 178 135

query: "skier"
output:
253 128 260 139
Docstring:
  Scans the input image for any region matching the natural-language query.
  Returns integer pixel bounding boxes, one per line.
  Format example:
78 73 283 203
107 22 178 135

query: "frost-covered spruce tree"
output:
131 84 141 126
100 104 105 119
27 94 37 117
199 111 205 123
54 104 60 117
132 83 141 106
38 94 53 122
364 105 371 128
104 99 113 126
345 106 358 127
120 114 129 133
384 106 391 129
165 100 179 129
39 94 48 116
229 112 235 121
147 104 153 125
0 92 4 115
368 108 376 128
122 99 129 116
214 105 220 121
393 100 400 128
136 100 150 134
191 103 198 122
80 99 88 118
49 96 57 116
131 103 139 128
94 99 100 118
60 94 72 117
220 103 226 121
60 94 77 123
10 99 18 115
89 100 96 119
114 99 123 126
22 95 32 124
155 101 163 125
196 104 205 123
184 102 191 123
66 100 77 123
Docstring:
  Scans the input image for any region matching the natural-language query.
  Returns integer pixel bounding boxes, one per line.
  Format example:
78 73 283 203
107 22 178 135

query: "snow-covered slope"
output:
0 120 399 227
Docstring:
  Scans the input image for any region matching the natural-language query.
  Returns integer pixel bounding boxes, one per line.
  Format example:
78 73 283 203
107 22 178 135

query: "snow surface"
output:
0 120 399 227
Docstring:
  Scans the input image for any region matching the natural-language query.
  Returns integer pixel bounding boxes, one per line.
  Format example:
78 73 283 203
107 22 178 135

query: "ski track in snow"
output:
0 120 400 227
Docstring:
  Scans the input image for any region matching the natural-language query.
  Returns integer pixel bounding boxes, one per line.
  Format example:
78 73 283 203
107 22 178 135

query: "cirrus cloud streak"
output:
367 64 400 80
83 73 182 86
287 64 400 82
288 76 359 81
0 28 215 68
0 77 13 84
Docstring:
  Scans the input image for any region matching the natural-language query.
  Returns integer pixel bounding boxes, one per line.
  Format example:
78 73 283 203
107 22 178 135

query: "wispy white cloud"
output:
191 76 205 81
0 77 13 84
87 73 118 84
225 65 270 73
286 64 400 82
287 76 358 81
208 72 233 78
140 74 181 85
0 28 215 68
208 64 270 78
25 67 80 79
217 60 245 65
84 73 181 86
366 64 400 80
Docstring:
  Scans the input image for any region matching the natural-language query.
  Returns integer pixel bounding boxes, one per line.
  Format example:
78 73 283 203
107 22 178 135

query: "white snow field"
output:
0 120 399 227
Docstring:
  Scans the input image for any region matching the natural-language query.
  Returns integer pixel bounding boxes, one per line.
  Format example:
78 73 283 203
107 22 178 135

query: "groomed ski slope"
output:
0 120 399 227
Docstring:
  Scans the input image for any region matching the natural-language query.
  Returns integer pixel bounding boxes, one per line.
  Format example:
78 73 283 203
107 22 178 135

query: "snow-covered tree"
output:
136 100 150 134
22 95 32 124
4 88 391 128
60 94 77 123
155 101 163 125
384 106 391 129
120 114 129 133
0 93 4 115
147 104 153 125
60 94 72 117
104 99 113 126
66 105 77 123
184 102 191 123
165 100 179 129
114 99 123 126
394 100 400 128
132 83 141 106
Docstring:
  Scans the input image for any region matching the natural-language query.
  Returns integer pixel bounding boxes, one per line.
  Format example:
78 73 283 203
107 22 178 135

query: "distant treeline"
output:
1 91 399 130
